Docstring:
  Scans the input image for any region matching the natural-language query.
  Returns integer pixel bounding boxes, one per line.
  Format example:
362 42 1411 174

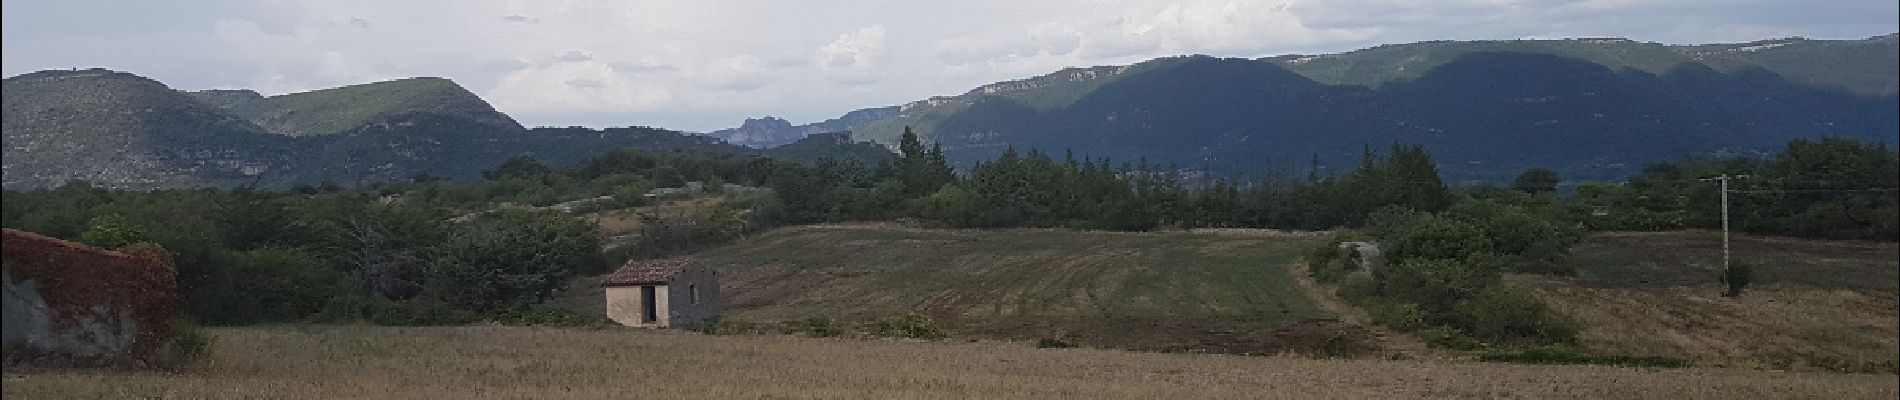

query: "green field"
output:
676 224 1332 353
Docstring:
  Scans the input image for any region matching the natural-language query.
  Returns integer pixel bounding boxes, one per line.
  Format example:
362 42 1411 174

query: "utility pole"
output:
1699 174 1748 278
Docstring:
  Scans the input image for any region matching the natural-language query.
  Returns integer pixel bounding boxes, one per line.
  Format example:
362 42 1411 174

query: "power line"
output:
1728 188 1898 193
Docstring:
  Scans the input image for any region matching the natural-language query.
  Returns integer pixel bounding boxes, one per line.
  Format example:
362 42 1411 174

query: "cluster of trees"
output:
1 147 792 325
773 130 1458 232
1305 178 1588 350
1572 137 1898 240
2 184 608 325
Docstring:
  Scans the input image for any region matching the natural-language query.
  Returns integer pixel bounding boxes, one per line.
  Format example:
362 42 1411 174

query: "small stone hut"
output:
602 259 720 328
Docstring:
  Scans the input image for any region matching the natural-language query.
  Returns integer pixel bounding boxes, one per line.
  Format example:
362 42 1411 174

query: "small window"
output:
689 284 699 304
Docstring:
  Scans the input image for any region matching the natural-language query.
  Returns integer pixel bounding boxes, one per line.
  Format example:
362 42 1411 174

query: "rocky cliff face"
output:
705 106 899 148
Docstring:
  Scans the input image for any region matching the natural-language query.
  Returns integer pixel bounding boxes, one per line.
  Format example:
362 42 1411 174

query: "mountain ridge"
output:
2 70 889 189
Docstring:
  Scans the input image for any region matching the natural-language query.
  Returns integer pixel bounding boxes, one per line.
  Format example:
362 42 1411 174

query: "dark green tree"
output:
1511 167 1560 194
427 211 603 311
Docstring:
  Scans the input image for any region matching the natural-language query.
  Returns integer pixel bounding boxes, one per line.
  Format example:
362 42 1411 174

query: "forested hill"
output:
829 34 1899 182
1 69 891 189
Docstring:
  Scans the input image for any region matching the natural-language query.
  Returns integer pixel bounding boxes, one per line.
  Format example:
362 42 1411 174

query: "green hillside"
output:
677 224 1340 354
234 77 522 136
1683 34 1900 96
1 69 292 188
1266 38 1697 87
851 57 1195 144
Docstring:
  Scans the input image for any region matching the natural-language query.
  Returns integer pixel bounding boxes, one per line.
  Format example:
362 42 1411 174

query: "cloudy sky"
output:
4 1 1895 132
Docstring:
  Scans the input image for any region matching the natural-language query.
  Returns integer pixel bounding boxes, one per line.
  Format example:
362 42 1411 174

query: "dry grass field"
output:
1509 231 1899 371
7 326 1894 399
674 224 1342 354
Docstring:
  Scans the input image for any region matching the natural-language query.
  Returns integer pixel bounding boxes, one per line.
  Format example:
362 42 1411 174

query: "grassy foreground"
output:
683 224 1333 353
7 326 1895 399
1511 231 1899 371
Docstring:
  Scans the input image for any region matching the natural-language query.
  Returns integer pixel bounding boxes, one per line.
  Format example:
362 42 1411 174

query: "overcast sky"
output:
4 1 1895 132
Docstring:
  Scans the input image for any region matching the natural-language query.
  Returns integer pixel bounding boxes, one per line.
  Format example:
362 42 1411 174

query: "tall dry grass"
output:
6 326 1894 399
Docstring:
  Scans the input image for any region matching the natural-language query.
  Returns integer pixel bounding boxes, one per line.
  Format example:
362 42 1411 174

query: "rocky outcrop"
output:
2 229 177 364
705 106 899 148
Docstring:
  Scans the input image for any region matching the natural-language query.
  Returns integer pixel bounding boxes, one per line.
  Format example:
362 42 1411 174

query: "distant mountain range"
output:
7 34 1895 189
705 106 898 148
716 34 1898 181
1 69 889 189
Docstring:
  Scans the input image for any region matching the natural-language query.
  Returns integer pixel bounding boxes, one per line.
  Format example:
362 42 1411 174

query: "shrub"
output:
189 247 356 325
1036 337 1080 349
1365 302 1429 332
427 210 603 311
1382 214 1494 262
1307 239 1364 284
1374 257 1501 313
1416 326 1485 351
1723 260 1754 297
77 213 147 249
1336 274 1379 304
804 317 843 337
1450 287 1578 345
692 320 743 335
494 308 611 327
156 319 217 369
873 312 947 339
1479 347 1689 368
363 300 480 326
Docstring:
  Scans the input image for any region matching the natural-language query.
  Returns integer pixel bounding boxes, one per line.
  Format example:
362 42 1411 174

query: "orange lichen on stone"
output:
2 228 177 361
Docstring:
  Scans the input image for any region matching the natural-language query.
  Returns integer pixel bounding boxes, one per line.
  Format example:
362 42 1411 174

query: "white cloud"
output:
3 0 1894 132
817 24 889 85
488 59 675 114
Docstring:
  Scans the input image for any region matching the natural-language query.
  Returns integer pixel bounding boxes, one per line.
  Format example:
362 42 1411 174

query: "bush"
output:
1374 257 1501 313
1336 274 1379 304
804 317 843 337
1723 260 1754 297
1036 337 1080 349
872 312 946 339
189 247 356 325
156 319 217 369
692 320 743 335
1307 239 1364 284
1365 302 1429 332
1416 326 1485 351
1450 287 1578 345
494 307 611 327
1382 214 1494 262
427 210 603 312
1479 347 1689 368
363 300 481 326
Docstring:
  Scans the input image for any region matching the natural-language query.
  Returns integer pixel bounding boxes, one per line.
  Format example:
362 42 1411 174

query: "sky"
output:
3 1 1895 132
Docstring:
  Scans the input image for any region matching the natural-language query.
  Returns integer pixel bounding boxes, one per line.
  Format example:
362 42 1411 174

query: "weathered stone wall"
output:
605 285 665 327
666 269 720 327
2 229 176 363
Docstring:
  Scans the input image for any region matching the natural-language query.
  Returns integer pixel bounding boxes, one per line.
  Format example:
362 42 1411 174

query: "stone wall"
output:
604 285 668 328
665 268 721 327
2 229 176 363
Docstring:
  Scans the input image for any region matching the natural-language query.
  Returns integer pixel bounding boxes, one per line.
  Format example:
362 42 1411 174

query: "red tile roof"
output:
602 259 697 286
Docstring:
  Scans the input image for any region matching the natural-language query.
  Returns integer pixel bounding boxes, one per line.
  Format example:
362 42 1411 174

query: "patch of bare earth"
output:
673 224 1370 356
1510 231 1899 372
